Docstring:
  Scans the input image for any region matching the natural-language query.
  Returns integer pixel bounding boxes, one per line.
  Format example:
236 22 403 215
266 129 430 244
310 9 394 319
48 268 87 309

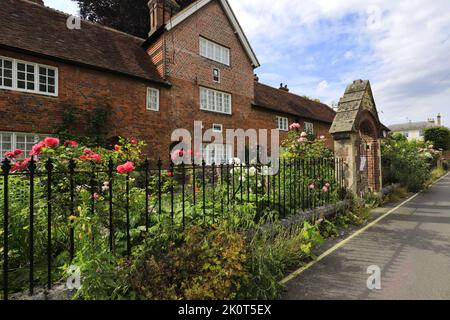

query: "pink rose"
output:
64 140 78 148
289 123 301 131
117 161 135 174
30 142 46 156
43 137 60 148
4 152 16 159
322 186 329 193
309 183 315 190
90 154 102 163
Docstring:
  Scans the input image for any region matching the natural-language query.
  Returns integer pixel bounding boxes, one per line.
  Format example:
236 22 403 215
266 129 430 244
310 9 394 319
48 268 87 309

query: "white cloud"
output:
229 0 450 126
42 0 450 127
317 80 329 93
344 51 354 60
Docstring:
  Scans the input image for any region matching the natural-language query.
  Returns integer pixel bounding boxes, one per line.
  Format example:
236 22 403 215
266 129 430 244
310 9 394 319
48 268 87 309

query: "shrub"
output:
424 126 450 151
130 226 249 300
240 221 324 299
443 160 449 171
382 138 434 192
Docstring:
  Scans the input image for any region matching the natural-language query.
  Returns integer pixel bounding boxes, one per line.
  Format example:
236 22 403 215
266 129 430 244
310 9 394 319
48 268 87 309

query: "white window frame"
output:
277 117 289 131
212 124 223 133
199 37 230 66
0 132 46 158
146 87 160 112
202 143 233 166
305 122 314 134
200 87 232 115
0 56 58 97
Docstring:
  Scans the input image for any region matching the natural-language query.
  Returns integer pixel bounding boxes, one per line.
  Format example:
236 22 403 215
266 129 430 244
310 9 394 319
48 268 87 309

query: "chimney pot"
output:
279 83 289 92
148 0 180 36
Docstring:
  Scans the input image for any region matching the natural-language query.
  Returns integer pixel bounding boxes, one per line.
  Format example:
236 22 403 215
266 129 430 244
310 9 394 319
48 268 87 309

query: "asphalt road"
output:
283 173 450 300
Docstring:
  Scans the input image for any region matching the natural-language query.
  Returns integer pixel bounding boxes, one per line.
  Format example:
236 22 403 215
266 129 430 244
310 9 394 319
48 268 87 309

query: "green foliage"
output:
56 99 111 147
240 221 324 299
382 138 436 192
383 186 408 204
364 192 383 209
130 226 249 300
281 130 333 160
73 0 195 38
424 126 450 151
336 193 371 228
443 160 449 171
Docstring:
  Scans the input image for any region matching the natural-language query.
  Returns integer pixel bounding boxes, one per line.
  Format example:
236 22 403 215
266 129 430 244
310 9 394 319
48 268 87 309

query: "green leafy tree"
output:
72 0 195 38
424 126 450 150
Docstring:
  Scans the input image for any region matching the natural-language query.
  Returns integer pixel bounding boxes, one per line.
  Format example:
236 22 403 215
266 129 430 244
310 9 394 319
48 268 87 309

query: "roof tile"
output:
0 0 165 83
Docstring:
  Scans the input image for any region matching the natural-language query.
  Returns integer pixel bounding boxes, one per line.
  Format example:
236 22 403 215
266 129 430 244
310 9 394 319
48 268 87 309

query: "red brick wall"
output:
0 1 336 161
159 0 334 154
0 48 171 159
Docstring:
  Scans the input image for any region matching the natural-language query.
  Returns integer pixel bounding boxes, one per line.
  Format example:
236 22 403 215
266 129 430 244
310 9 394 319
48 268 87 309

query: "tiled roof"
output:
254 82 336 124
0 0 166 84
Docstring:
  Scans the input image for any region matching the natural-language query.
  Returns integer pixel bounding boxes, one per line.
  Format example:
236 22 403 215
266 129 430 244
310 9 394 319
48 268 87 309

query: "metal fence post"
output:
2 158 11 300
45 159 54 290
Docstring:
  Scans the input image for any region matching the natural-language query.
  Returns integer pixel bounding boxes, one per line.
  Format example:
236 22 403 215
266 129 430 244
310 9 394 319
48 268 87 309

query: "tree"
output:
424 126 450 150
301 96 321 103
72 0 194 38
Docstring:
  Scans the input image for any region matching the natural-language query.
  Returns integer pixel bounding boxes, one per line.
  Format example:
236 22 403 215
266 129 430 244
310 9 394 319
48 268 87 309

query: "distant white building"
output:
389 114 442 141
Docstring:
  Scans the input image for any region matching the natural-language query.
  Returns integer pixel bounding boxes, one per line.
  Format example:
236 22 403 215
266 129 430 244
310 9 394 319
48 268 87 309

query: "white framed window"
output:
213 68 220 83
38 66 57 94
146 87 160 111
277 117 289 131
305 122 314 134
200 87 232 115
0 57 13 88
0 132 45 158
212 124 223 133
0 56 58 96
199 37 230 66
202 144 233 165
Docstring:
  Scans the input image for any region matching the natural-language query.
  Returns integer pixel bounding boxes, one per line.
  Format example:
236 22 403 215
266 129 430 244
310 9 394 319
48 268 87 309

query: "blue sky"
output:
44 0 450 127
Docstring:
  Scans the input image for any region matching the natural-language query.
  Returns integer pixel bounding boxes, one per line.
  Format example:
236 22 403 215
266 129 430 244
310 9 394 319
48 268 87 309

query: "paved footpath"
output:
283 173 450 300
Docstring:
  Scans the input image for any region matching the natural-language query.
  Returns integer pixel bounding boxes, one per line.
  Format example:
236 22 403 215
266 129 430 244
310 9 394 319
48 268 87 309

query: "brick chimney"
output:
279 83 289 92
148 0 180 36
28 0 44 4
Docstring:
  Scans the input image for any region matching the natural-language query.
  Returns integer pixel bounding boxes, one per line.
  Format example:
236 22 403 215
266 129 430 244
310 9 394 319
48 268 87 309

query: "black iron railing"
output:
0 156 345 300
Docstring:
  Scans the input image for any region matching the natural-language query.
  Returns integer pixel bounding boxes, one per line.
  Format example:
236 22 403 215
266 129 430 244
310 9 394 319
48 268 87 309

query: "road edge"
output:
280 171 450 285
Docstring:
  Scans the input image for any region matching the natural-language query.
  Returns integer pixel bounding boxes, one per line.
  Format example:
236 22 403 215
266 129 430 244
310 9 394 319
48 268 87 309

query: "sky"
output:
44 0 450 127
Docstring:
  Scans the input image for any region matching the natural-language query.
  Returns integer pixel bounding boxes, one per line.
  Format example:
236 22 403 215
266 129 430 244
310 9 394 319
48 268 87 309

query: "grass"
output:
426 166 447 186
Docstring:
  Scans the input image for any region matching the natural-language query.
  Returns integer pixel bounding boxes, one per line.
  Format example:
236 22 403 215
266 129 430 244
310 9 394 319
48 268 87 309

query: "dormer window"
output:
200 37 230 66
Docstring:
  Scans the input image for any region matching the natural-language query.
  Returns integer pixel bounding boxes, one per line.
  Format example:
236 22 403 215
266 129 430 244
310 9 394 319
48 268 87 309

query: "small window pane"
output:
147 87 159 111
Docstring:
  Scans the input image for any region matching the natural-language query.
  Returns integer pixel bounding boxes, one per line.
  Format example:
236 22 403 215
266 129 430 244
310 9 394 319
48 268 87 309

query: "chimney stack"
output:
279 83 289 92
437 113 442 126
428 118 435 124
148 0 180 36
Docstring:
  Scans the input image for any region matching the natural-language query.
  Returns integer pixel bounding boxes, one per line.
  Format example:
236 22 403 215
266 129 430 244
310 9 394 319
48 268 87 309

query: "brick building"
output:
0 0 336 162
